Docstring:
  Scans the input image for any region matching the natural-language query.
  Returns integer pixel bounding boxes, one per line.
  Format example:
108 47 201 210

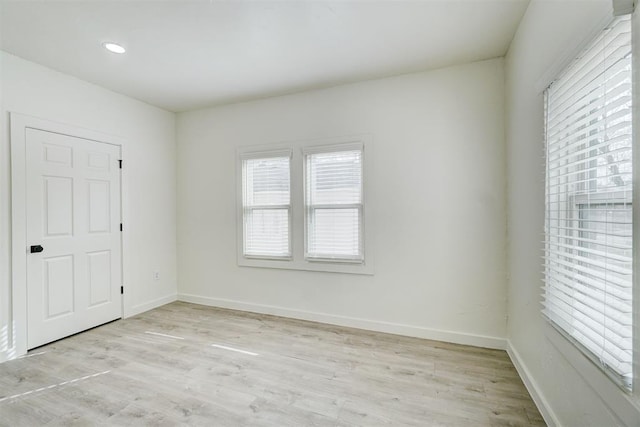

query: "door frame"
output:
10 113 128 356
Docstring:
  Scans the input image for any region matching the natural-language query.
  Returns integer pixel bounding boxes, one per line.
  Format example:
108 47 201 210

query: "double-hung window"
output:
241 151 292 259
304 145 364 262
237 137 372 274
543 16 633 390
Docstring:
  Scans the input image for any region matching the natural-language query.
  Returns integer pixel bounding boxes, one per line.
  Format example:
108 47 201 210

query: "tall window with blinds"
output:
544 17 632 390
242 152 291 259
304 146 364 262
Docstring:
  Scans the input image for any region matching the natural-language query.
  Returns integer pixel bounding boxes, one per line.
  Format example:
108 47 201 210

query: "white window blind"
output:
544 16 633 389
242 153 291 258
305 146 364 262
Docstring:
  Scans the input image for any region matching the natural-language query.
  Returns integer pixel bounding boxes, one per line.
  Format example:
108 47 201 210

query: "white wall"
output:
506 1 640 425
177 58 508 348
0 51 178 361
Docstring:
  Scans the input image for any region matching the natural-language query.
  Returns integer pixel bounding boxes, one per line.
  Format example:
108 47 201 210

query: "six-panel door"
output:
25 128 122 349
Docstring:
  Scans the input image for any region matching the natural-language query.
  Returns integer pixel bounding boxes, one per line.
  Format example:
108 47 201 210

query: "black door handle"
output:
30 245 44 253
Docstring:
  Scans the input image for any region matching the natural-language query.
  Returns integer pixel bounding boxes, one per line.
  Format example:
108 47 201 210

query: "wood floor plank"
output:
0 301 545 426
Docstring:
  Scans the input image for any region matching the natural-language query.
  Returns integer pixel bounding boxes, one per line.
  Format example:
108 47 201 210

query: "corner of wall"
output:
506 340 560 427
126 292 178 318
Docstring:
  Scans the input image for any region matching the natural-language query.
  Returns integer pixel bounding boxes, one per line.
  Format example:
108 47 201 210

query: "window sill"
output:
237 256 374 275
305 256 364 264
545 322 640 425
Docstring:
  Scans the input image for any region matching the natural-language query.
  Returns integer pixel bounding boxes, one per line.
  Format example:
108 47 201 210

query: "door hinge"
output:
121 286 124 295
120 223 123 232
118 159 123 169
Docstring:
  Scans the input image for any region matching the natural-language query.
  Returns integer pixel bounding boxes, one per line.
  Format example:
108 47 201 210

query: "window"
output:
544 17 632 390
241 152 291 259
304 145 363 262
237 136 373 274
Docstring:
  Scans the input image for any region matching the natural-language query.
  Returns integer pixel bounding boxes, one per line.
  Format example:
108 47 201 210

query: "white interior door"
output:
26 128 122 349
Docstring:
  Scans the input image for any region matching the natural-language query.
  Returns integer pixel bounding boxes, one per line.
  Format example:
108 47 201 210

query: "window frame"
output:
303 143 365 263
240 149 293 260
542 15 634 393
236 135 374 275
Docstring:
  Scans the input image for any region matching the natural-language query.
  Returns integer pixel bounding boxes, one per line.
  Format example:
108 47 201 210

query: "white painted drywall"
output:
176 58 508 348
506 1 640 425
0 51 177 362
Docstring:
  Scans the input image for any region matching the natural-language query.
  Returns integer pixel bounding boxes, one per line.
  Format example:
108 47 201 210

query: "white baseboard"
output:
177 293 506 350
507 340 559 427
127 293 177 318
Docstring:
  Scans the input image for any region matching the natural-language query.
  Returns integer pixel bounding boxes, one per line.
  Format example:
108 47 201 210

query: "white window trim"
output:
240 149 293 260
538 12 640 417
543 14 633 390
236 135 374 275
303 142 365 263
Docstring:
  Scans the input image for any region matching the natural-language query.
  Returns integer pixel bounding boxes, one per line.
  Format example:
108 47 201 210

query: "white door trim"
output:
10 113 128 357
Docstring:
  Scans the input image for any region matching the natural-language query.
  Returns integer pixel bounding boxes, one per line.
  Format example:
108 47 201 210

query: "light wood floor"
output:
0 302 544 426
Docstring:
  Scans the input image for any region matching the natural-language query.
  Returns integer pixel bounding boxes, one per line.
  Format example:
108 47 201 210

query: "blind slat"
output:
547 91 630 144
543 281 632 323
547 240 631 263
549 24 629 97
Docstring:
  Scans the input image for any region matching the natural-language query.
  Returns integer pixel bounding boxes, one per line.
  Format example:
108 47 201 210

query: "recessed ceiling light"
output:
102 42 126 54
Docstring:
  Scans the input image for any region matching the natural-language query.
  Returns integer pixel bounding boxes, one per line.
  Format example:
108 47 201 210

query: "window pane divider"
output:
307 203 362 209
245 205 290 210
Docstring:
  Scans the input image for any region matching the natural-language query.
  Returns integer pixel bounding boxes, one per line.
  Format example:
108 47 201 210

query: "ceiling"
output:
0 0 530 112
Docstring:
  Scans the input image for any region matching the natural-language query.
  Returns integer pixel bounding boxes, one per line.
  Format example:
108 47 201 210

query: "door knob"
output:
30 245 44 253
